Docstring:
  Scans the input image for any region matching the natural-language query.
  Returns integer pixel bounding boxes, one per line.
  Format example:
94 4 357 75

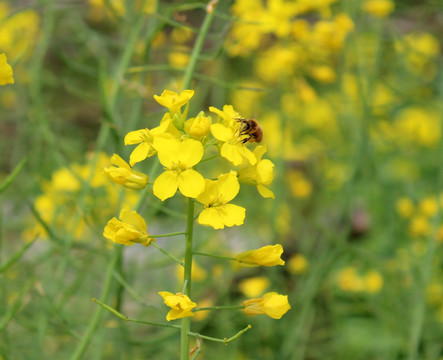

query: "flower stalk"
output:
181 198 195 360
180 1 217 358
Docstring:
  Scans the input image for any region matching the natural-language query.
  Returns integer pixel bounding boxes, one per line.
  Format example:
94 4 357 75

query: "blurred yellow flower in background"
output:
287 254 309 274
337 267 365 292
238 277 270 298
0 53 14 85
176 261 207 282
363 0 395 18
396 197 415 219
364 271 383 293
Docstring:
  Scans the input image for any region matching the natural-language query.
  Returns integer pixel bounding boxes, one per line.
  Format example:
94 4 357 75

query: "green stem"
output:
151 231 187 238
93 298 251 344
193 305 245 312
200 154 220 162
181 198 195 360
189 325 252 344
151 242 184 266
181 1 217 90
193 251 236 262
93 298 181 330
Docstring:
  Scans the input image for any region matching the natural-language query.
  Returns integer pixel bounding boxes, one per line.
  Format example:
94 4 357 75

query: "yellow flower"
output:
209 106 256 166
103 209 153 246
363 0 394 18
287 254 309 274
419 197 438 217
239 277 270 298
184 113 212 138
396 197 415 218
0 6 40 61
238 145 275 199
336 267 364 292
158 291 197 321
394 107 440 147
364 270 383 293
426 283 443 305
288 170 312 198
88 0 126 21
103 154 148 189
153 138 205 201
168 49 191 69
124 115 175 166
197 172 246 229
0 53 14 85
409 215 430 237
235 244 285 267
154 89 194 114
242 292 291 319
310 65 336 83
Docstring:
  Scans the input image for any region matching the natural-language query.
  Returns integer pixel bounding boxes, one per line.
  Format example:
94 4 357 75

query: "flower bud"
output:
242 292 291 319
103 154 149 189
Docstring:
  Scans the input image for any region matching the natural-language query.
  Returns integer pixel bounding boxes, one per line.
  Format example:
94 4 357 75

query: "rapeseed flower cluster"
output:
336 267 384 294
0 2 40 62
25 153 138 242
396 195 443 241
87 0 156 22
103 89 290 323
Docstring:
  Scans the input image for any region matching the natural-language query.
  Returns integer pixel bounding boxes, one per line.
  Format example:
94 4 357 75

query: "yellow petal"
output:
153 171 179 201
178 139 204 167
210 123 234 142
103 217 119 241
103 167 131 185
261 293 291 319
221 143 243 166
209 105 239 125
217 172 240 203
119 209 147 232
115 227 142 243
155 138 180 168
129 142 151 166
218 204 245 227
125 129 148 145
196 179 218 206
253 145 267 162
158 291 174 300
239 146 257 165
110 154 130 170
198 208 225 229
178 169 205 198
256 159 274 185
257 184 275 199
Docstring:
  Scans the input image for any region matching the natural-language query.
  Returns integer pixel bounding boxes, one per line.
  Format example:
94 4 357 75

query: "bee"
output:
235 118 263 144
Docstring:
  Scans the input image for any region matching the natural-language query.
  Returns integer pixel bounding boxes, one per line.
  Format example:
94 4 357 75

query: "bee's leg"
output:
240 133 252 144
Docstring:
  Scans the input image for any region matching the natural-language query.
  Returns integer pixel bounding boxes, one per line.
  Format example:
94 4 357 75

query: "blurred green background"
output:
1 0 443 359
